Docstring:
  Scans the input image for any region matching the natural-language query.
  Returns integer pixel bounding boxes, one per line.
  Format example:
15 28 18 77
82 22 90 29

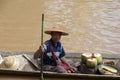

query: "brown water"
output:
0 0 120 54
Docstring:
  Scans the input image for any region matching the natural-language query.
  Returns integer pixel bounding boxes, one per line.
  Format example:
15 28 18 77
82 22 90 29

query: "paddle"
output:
40 14 44 80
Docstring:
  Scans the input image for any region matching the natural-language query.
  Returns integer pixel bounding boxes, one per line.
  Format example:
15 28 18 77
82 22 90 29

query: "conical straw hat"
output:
45 26 69 36
0 56 19 70
0 55 3 64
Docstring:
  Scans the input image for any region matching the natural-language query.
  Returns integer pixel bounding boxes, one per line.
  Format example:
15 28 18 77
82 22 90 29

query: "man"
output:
34 26 77 73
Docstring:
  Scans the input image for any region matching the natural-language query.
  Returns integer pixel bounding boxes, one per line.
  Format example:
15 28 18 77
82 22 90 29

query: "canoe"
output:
0 69 120 80
0 51 120 80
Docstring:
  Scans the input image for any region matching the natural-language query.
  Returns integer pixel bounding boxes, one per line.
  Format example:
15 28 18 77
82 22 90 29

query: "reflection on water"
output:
0 0 119 54
43 0 120 54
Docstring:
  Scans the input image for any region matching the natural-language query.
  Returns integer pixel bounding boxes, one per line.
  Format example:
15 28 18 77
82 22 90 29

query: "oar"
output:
23 54 40 70
40 14 44 80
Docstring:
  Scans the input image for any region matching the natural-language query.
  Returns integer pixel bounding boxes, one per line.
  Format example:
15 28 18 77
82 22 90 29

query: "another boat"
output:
0 51 120 80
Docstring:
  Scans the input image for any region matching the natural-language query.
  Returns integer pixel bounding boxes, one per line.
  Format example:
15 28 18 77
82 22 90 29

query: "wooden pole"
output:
40 14 44 80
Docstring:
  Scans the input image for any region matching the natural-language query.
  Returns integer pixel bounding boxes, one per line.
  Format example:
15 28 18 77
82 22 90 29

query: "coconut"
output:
86 58 97 68
81 53 92 64
102 65 117 73
94 53 103 64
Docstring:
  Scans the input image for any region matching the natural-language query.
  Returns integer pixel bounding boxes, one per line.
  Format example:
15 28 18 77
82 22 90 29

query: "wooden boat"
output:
0 51 120 80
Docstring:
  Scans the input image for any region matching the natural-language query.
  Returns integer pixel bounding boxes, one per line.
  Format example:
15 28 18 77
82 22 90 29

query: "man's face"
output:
51 32 61 43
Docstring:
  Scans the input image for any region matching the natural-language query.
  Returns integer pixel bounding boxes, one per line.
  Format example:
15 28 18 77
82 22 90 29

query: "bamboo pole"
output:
40 14 44 80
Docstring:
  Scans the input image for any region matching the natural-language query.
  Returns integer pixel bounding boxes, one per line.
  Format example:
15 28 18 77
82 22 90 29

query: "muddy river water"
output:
0 0 119 54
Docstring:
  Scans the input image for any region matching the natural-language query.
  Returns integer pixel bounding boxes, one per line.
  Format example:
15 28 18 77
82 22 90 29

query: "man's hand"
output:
33 45 44 59
68 66 77 73
39 45 44 53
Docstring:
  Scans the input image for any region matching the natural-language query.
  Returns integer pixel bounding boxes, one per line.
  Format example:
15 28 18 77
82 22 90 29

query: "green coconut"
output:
102 65 117 73
86 58 97 68
94 53 103 64
81 53 92 64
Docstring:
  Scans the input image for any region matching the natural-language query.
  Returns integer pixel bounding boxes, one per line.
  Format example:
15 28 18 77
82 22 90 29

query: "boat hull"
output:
0 69 120 80
0 51 120 80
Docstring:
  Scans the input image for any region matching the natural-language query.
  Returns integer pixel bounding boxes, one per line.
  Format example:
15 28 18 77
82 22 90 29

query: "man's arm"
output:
60 57 77 72
60 57 71 67
33 49 41 59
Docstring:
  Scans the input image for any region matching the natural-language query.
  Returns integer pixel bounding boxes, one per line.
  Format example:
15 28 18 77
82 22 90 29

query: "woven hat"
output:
0 55 3 64
44 26 69 36
0 56 19 70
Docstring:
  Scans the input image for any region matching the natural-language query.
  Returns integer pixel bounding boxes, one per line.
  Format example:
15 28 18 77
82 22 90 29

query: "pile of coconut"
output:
81 53 102 68
77 52 118 75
